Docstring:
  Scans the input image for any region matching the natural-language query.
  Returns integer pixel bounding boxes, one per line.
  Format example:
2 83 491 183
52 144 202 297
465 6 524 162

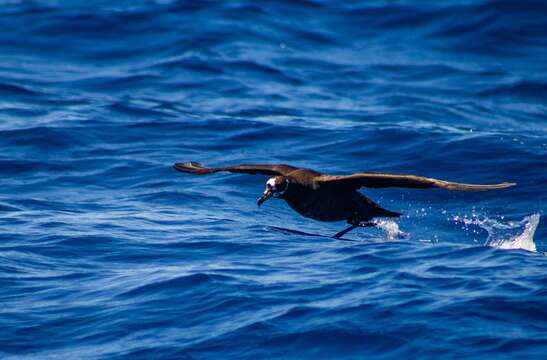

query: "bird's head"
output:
257 176 289 206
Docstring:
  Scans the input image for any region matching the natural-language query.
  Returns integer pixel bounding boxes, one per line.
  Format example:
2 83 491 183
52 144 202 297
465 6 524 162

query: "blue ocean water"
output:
1 0 547 358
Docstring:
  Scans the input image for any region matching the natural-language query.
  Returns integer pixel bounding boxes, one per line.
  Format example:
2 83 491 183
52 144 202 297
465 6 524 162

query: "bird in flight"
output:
173 162 515 238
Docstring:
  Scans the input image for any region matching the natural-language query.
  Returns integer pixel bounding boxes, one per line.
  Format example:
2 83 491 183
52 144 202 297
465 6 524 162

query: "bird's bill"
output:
257 189 273 206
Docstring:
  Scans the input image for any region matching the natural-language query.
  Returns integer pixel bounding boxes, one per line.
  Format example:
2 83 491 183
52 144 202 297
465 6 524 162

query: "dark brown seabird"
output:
173 162 515 238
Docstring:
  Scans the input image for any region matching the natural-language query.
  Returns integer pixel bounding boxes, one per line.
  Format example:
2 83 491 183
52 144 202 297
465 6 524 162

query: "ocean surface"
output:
1 0 547 358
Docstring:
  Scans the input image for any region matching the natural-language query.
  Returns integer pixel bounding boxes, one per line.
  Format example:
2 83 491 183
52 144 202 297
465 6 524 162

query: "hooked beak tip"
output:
257 191 272 207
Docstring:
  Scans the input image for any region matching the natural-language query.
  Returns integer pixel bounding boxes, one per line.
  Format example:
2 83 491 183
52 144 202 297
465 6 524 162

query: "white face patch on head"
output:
266 178 276 189
266 177 288 197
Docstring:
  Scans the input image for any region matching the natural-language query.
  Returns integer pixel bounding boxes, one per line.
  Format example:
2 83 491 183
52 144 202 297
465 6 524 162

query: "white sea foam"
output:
453 213 540 253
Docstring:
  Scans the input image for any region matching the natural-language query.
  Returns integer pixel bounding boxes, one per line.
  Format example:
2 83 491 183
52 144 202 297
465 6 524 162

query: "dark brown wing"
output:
173 161 298 176
315 172 516 191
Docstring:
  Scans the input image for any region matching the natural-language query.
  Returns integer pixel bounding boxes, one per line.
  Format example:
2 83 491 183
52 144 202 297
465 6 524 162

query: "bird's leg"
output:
333 225 357 239
333 221 376 239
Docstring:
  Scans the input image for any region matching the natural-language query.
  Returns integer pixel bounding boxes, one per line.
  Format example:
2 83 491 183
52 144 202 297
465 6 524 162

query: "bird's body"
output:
174 161 515 238
277 171 400 223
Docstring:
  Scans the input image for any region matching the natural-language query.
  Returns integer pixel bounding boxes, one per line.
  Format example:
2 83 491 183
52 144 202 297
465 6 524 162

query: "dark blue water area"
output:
1 0 547 358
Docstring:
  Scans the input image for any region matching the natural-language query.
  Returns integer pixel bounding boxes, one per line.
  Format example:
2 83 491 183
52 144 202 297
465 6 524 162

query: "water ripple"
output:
1 0 546 359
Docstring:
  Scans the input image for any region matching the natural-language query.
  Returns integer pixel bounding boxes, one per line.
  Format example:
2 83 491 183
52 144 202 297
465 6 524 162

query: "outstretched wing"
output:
315 172 516 191
174 161 298 176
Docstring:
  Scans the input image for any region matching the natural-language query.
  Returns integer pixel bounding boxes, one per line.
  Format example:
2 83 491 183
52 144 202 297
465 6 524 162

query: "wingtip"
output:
173 161 213 174
477 181 517 190
173 162 186 171
486 182 517 190
174 161 201 171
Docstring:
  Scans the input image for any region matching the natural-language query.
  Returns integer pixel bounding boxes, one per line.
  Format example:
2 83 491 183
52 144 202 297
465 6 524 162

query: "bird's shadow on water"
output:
267 225 356 241
266 223 407 242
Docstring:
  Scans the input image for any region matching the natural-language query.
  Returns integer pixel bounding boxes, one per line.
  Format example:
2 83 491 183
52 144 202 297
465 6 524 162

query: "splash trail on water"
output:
455 213 540 253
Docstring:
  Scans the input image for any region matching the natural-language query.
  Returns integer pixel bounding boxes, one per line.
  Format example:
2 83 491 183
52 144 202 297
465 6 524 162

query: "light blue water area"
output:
1 1 546 358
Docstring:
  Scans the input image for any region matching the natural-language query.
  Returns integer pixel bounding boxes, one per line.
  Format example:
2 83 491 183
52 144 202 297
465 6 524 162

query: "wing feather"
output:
173 162 298 176
315 172 516 191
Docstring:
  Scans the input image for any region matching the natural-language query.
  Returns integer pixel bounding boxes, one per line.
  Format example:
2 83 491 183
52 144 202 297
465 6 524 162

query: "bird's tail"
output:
358 193 402 218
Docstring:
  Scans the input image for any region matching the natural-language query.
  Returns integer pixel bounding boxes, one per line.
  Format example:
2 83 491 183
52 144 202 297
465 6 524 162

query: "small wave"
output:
478 81 547 100
117 273 233 298
453 213 540 252
0 82 40 97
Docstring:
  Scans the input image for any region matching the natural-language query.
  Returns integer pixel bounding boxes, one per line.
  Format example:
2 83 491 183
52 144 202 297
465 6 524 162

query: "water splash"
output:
453 213 540 252
372 219 408 240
